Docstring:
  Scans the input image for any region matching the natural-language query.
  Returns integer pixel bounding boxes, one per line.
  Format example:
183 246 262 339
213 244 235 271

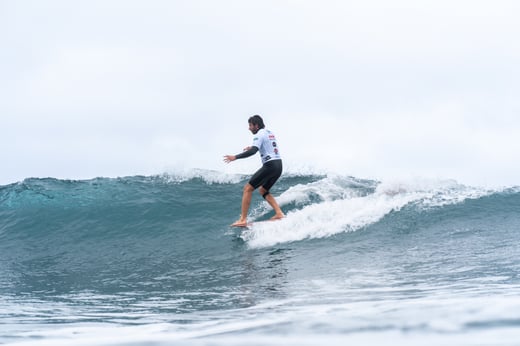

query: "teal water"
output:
1 171 520 345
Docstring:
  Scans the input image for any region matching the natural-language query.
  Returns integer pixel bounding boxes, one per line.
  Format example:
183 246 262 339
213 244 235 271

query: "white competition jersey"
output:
252 128 281 164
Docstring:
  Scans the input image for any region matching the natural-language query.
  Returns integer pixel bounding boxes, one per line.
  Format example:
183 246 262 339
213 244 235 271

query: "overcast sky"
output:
1 0 519 186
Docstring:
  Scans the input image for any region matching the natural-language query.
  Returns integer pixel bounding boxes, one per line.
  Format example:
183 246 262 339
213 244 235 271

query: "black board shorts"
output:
249 159 283 191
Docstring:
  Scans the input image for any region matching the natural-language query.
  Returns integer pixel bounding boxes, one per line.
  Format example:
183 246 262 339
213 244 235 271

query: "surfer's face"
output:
249 123 259 134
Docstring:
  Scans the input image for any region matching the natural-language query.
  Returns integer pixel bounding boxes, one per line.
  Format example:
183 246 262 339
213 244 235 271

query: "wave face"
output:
1 171 520 345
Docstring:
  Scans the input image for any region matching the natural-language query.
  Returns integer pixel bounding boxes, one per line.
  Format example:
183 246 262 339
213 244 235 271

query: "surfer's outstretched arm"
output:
223 147 258 163
223 155 236 163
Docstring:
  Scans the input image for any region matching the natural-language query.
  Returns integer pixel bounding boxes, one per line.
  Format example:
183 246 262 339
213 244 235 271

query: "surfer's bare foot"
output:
270 213 285 221
231 219 248 227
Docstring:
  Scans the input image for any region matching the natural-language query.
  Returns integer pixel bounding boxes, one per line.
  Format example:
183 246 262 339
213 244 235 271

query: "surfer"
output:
224 115 285 227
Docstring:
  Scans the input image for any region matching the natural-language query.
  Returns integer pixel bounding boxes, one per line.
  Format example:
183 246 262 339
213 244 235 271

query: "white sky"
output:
1 0 519 186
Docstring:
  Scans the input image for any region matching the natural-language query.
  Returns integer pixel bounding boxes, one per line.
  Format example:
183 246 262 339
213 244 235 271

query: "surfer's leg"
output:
259 187 285 220
256 160 284 220
231 183 254 227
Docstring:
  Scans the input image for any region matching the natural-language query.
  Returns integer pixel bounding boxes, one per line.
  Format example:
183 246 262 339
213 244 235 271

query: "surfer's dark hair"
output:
248 115 265 129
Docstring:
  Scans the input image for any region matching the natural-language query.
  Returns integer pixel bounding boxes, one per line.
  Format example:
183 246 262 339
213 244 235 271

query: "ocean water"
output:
1 170 520 345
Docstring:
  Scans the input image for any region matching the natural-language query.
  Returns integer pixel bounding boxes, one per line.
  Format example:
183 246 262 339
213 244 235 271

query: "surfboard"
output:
231 223 253 228
230 219 281 228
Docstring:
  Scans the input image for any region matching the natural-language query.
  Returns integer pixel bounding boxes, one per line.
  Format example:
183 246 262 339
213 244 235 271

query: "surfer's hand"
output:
223 155 236 163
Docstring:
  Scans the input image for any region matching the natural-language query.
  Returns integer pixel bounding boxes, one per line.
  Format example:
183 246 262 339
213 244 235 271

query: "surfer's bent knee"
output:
243 183 254 192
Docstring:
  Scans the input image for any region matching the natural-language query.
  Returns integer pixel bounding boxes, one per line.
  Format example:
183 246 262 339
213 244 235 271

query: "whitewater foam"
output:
161 168 246 185
375 177 495 208
242 191 415 248
242 176 497 248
